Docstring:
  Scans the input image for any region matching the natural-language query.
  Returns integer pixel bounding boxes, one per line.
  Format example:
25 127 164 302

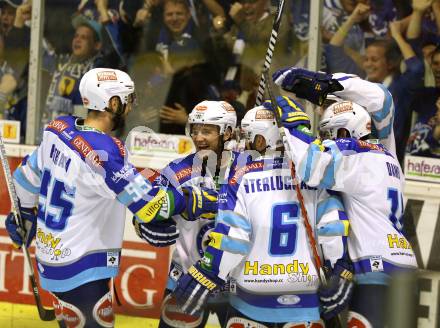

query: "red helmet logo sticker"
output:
96 71 118 82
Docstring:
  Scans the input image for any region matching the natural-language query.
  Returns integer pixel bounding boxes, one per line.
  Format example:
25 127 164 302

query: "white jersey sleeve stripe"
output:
13 167 40 194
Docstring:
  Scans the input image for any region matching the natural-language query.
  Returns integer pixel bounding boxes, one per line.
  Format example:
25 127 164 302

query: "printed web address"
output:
244 278 283 283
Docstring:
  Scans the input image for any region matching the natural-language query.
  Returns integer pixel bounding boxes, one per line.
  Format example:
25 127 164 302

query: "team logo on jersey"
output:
93 292 114 328
106 252 119 267
369 256 384 272
197 222 215 257
96 71 118 81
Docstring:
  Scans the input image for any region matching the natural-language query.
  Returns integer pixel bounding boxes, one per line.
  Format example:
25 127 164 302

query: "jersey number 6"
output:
269 202 300 256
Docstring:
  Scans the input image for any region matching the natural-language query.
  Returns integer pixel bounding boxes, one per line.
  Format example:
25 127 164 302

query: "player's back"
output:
33 116 129 291
330 139 418 278
221 155 322 322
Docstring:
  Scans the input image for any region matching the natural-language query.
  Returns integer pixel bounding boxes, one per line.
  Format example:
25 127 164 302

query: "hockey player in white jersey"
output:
273 67 396 156
269 69 418 326
170 106 354 327
156 100 241 328
4 68 191 327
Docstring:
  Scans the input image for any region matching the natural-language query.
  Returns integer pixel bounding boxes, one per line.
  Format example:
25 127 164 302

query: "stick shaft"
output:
255 0 286 106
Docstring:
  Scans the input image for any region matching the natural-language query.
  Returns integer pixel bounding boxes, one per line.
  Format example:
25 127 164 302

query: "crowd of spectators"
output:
1 0 440 162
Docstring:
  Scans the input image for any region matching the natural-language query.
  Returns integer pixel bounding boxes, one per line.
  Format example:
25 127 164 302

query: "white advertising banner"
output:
127 131 195 158
404 155 440 184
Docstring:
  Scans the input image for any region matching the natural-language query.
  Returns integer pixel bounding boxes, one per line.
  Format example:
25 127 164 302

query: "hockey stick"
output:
264 70 343 328
0 135 56 321
263 69 325 280
255 0 286 107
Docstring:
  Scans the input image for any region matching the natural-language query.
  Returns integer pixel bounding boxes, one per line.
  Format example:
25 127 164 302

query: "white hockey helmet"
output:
319 100 371 139
79 68 135 112
241 106 282 150
187 100 237 135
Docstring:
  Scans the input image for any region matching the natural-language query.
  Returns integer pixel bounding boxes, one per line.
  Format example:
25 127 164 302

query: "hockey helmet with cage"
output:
187 100 237 136
79 68 135 113
319 100 371 139
241 106 282 150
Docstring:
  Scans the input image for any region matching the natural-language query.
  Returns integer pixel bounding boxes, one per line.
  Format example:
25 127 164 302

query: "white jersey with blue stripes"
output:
202 154 347 323
332 73 396 156
284 126 417 284
157 151 237 291
13 116 183 292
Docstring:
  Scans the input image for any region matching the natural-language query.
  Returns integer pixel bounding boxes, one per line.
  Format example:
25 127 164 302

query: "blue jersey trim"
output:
14 168 39 194
216 211 251 233
229 294 320 323
354 272 390 285
335 75 355 82
39 266 119 292
371 84 392 123
220 235 251 255
376 121 393 139
27 151 41 178
37 250 121 280
316 197 344 224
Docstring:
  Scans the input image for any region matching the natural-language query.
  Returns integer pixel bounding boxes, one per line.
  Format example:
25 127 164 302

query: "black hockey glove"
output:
181 186 218 221
318 258 354 320
273 67 343 106
133 217 179 247
172 263 225 317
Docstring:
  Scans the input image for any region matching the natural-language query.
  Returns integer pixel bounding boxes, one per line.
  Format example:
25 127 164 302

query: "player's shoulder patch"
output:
167 153 203 184
229 160 265 185
71 135 103 168
111 137 126 157
46 116 73 133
